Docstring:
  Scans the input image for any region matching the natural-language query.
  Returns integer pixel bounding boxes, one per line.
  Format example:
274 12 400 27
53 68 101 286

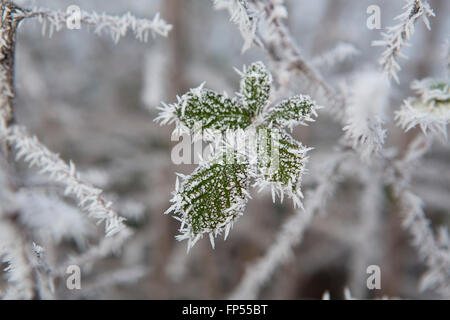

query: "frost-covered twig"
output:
343 70 390 162
228 152 348 299
399 190 450 296
312 42 360 70
395 78 449 140
0 1 23 140
5 125 127 237
256 0 335 97
213 0 260 53
372 0 435 83
392 134 450 297
212 0 342 114
19 6 172 43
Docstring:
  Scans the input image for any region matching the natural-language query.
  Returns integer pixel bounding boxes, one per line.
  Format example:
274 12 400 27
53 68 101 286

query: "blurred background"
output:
2 0 449 299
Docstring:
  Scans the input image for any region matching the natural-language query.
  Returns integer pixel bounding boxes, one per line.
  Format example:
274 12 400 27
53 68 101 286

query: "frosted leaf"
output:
157 84 253 135
238 61 272 116
264 95 319 130
158 61 317 250
166 151 251 251
254 127 310 208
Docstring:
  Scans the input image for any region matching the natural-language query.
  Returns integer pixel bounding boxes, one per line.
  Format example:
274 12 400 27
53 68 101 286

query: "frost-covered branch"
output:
0 1 22 139
395 77 449 140
311 42 360 70
399 190 450 296
212 0 342 113
392 134 450 297
213 0 259 53
372 0 435 83
19 6 172 43
5 125 127 237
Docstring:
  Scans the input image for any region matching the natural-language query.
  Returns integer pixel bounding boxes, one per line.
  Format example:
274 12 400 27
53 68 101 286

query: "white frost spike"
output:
224 223 232 241
192 82 206 96
154 102 177 125
209 233 216 249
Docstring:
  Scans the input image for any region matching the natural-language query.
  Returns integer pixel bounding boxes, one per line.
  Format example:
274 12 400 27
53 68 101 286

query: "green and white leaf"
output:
238 61 272 116
157 61 319 250
156 83 253 135
166 151 251 251
254 127 310 208
264 94 319 130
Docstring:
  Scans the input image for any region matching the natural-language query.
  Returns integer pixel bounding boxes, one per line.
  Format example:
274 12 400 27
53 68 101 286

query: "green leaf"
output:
176 86 252 133
264 95 318 130
255 127 310 207
239 61 272 116
166 151 251 250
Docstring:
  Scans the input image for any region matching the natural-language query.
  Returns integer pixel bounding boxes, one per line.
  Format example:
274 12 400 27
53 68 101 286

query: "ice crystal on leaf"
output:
157 61 319 250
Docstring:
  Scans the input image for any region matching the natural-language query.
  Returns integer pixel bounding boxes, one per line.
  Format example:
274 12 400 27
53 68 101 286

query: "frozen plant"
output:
157 61 319 251
372 0 435 83
20 7 172 42
395 78 450 140
0 0 171 299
